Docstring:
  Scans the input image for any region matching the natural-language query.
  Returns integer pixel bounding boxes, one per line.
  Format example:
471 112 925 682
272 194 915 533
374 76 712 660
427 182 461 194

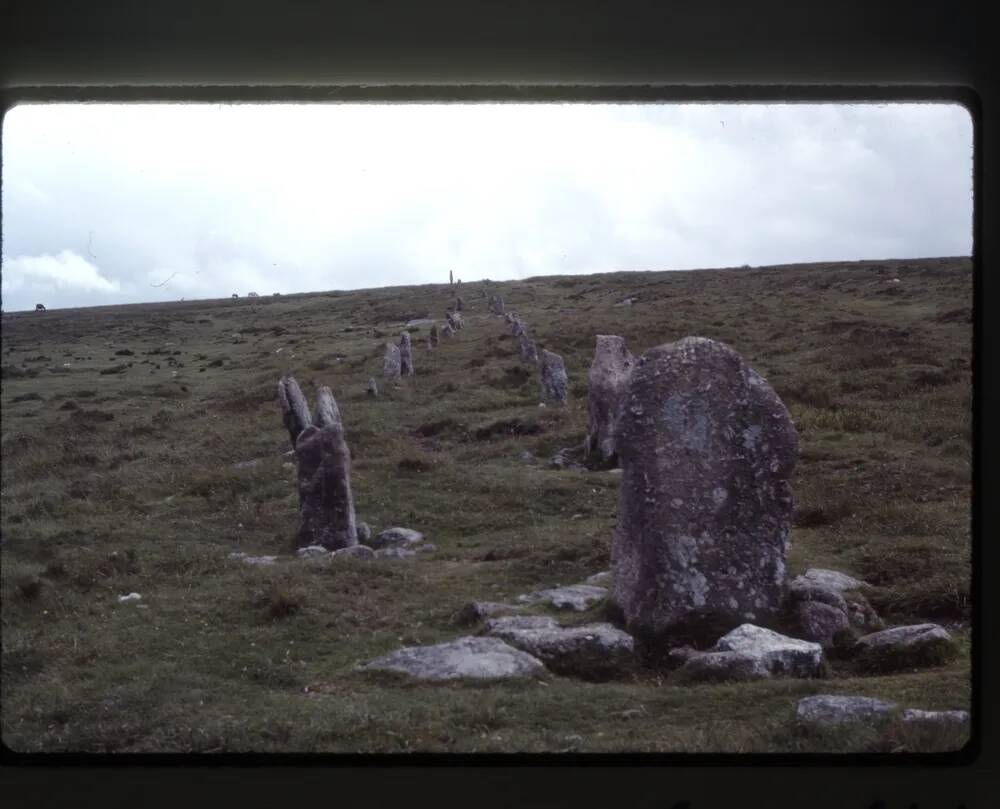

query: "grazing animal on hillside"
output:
35 303 46 312
248 291 259 298
232 293 238 299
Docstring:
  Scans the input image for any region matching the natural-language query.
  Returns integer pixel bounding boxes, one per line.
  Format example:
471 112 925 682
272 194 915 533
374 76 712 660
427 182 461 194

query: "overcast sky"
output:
0 102 973 312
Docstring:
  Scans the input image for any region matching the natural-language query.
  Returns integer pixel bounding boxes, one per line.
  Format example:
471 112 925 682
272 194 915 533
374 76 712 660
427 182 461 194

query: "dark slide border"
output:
1 0 995 807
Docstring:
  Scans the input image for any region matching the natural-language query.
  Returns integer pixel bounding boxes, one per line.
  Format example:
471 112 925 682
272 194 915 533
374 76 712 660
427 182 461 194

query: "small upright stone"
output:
277 376 312 449
611 337 799 648
538 349 568 404
441 322 454 338
429 323 440 347
383 342 402 379
511 317 525 337
366 377 379 397
294 386 358 550
491 295 506 316
585 335 635 467
455 296 464 311
399 331 414 376
519 334 539 364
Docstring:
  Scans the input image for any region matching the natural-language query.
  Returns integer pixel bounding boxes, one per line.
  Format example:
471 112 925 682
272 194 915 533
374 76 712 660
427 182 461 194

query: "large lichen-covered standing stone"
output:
585 335 635 466
399 331 414 376
611 336 798 647
294 387 359 550
538 349 568 404
277 376 312 450
383 342 402 379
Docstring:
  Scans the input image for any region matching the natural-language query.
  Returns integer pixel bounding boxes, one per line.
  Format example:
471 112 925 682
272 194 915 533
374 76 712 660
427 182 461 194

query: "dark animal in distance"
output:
35 304 46 312
231 293 238 299
248 291 259 298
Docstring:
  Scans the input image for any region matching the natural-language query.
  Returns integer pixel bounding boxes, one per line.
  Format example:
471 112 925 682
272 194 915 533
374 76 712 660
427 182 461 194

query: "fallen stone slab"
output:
359 636 546 681
516 584 608 611
229 552 279 566
852 623 958 672
900 709 970 728
369 527 425 549
484 619 635 681
674 651 770 684
796 695 897 726
792 569 870 593
713 624 824 677
455 601 520 625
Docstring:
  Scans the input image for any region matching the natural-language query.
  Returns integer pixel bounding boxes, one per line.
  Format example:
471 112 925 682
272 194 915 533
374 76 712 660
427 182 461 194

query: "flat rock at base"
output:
585 571 612 585
713 624 824 677
853 623 958 671
359 636 546 681
455 601 519 625
516 584 608 611
674 651 770 683
330 544 376 560
796 695 897 726
370 527 425 549
484 620 635 681
793 569 870 592
296 545 331 559
900 709 970 727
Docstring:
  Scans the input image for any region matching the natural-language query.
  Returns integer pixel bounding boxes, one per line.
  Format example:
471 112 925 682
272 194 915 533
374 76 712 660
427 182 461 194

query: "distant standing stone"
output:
277 376 312 449
429 323 440 347
383 342 402 379
611 337 799 648
519 334 539 365
294 386 359 550
455 296 464 311
538 349 568 404
585 335 635 467
366 377 379 397
399 331 414 376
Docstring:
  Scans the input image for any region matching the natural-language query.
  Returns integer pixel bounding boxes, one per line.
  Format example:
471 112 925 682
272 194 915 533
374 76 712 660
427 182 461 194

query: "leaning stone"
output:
611 337 799 646
359 636 546 681
277 375 312 449
795 600 851 648
484 620 636 681
330 544 376 560
455 601 519 625
294 387 359 550
900 709 970 728
852 624 958 672
674 651 770 683
399 332 414 376
584 335 635 466
371 527 425 549
296 545 331 560
519 334 539 364
516 584 607 612
792 568 870 593
383 342 402 379
538 349 568 404
796 695 897 726
713 624 824 677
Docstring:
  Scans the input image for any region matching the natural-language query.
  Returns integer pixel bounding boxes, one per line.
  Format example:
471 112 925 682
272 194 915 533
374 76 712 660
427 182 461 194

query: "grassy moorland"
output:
0 257 972 753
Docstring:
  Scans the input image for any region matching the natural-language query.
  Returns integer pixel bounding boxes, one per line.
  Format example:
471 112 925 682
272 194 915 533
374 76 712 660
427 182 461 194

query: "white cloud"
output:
2 250 120 296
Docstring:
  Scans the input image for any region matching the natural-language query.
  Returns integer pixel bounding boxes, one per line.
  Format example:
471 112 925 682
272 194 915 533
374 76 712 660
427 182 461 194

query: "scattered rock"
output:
370 527 425 549
296 545 331 560
611 337 798 646
455 601 520 625
366 377 378 397
441 322 454 338
484 618 636 680
375 547 417 559
383 342 402 379
414 542 437 554
550 447 585 470
516 584 607 612
117 592 142 603
852 624 958 672
900 709 970 728
356 521 372 543
584 335 634 466
359 636 546 681
795 600 851 648
674 651 770 683
796 695 897 726
792 568 870 593
712 624 824 677
232 459 261 470
239 554 279 566
330 544 376 560
585 571 612 586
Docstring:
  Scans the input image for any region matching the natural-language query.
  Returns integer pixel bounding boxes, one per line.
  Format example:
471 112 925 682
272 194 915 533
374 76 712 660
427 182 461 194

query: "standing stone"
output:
429 323 439 347
277 376 312 450
511 317 525 337
585 335 635 467
441 322 454 338
491 295 506 316
611 336 799 649
519 334 539 365
383 342 402 379
294 387 358 550
455 296 464 311
399 332 414 376
446 311 464 331
366 377 379 397
538 349 568 404
449 270 454 286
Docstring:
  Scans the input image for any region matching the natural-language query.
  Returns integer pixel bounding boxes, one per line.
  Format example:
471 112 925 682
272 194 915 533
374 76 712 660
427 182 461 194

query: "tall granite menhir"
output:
611 337 798 650
294 386 359 550
399 331 414 376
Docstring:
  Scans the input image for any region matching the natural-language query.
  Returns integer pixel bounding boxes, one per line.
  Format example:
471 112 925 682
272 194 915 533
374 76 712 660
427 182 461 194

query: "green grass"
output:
0 256 972 753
